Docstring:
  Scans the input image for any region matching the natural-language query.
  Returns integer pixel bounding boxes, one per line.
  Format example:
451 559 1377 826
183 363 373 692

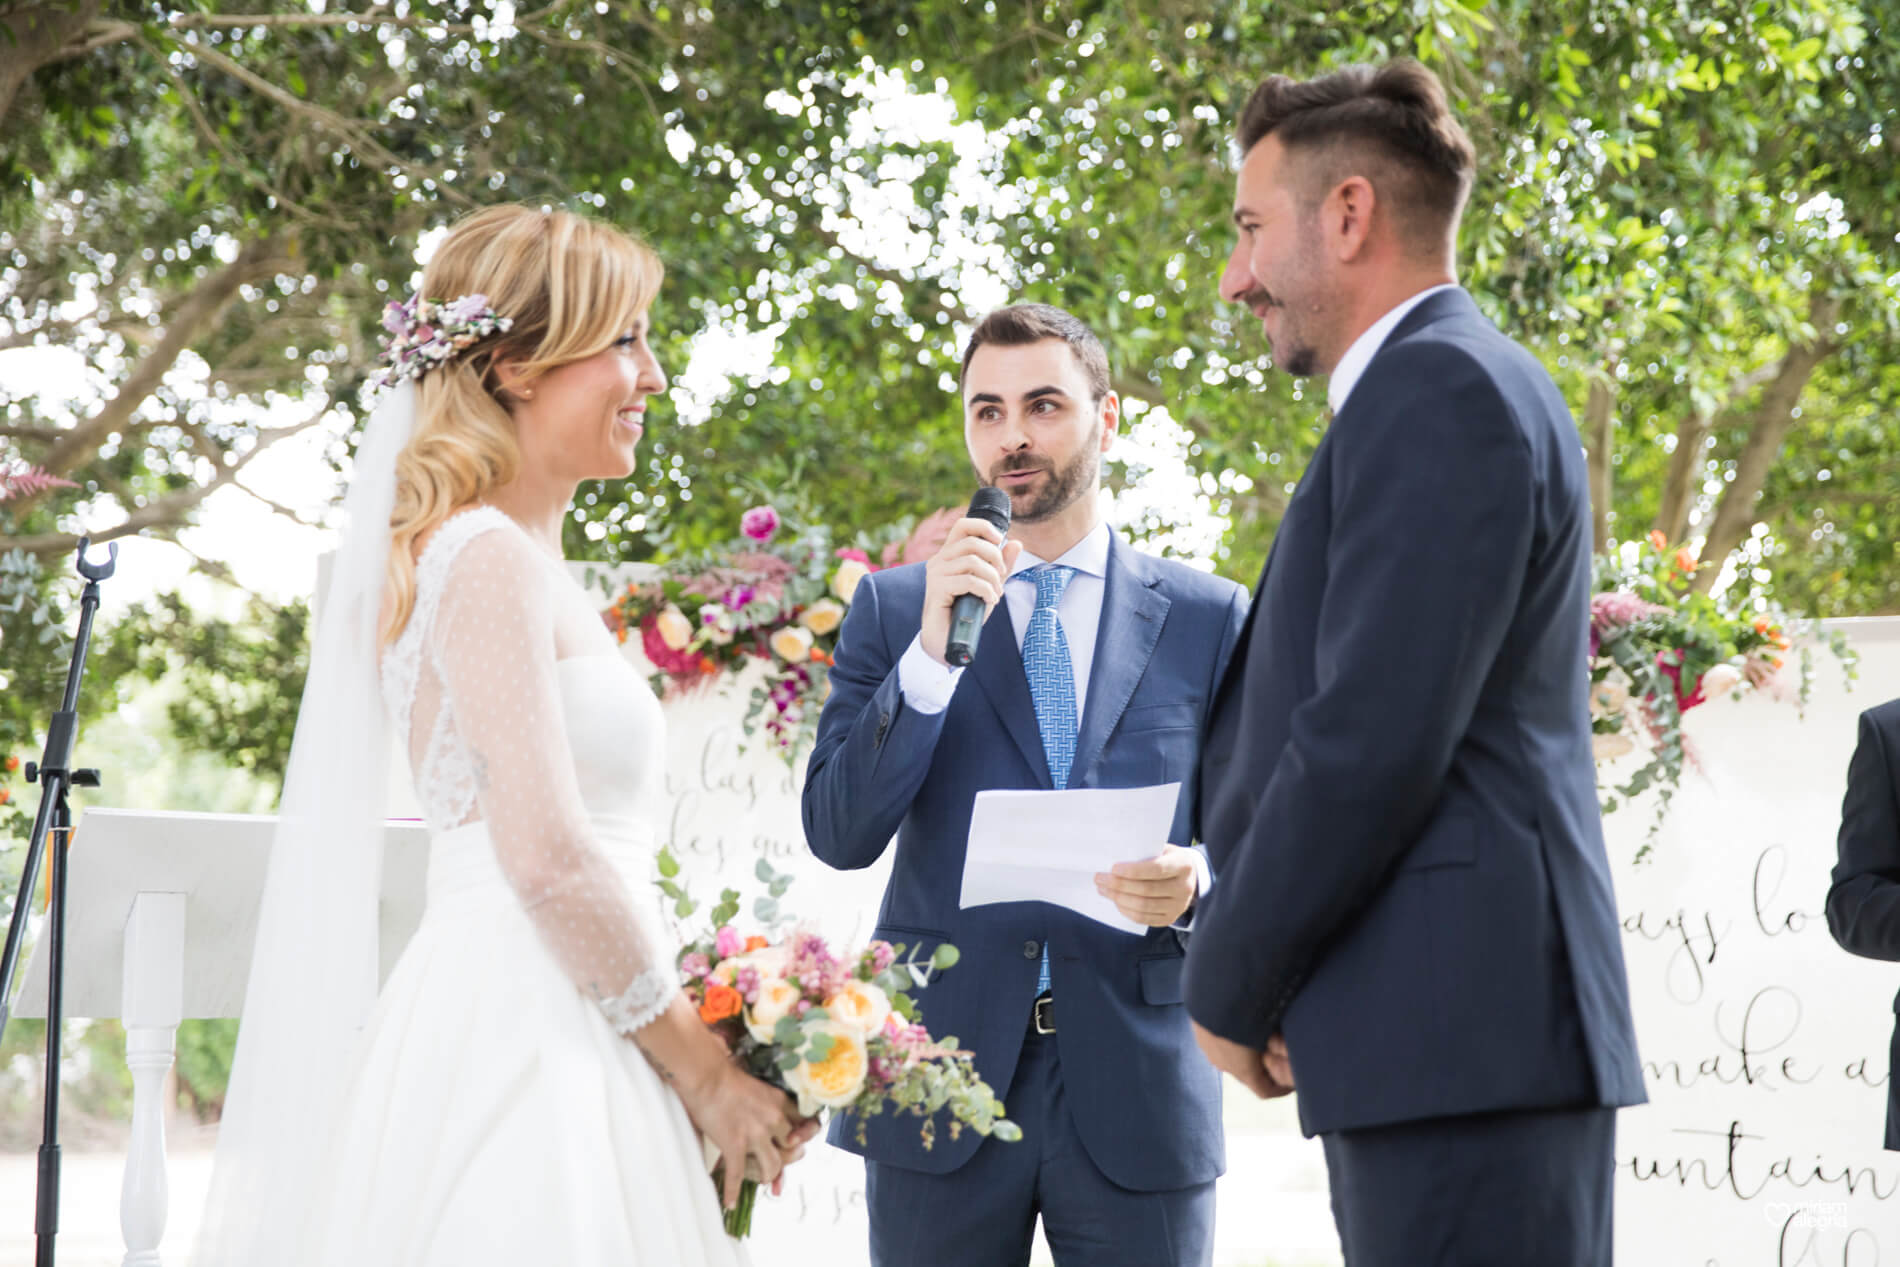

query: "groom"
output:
804 303 1247 1266
1186 61 1646 1264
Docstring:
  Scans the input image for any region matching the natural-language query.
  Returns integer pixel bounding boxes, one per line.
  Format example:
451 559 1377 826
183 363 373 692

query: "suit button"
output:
1022 941 1041 960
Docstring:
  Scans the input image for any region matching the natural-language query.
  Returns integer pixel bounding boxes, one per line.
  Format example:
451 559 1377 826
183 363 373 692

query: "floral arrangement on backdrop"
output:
1590 530 1856 858
658 852 1018 1236
603 497 961 761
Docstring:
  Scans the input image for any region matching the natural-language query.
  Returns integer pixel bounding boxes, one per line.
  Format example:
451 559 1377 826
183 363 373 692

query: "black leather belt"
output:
1033 995 1055 1035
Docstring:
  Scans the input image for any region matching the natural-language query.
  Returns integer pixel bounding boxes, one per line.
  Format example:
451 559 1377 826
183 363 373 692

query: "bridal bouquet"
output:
661 852 1020 1236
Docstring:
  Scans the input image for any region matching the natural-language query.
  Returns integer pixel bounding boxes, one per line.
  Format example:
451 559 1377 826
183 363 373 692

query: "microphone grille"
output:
968 485 1012 532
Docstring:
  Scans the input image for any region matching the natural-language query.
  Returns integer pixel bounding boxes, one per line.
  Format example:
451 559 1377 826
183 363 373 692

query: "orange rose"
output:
1754 617 1773 634
1674 548 1698 575
1648 530 1668 551
3 755 17 772
744 935 770 953
699 656 718 674
698 983 743 1025
0 789 10 806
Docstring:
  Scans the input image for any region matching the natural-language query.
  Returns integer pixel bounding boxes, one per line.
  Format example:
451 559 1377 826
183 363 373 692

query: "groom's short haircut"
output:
1236 59 1476 253
960 303 1111 403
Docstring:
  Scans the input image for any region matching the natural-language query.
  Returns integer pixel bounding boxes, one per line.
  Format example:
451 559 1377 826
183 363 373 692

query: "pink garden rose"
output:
741 506 780 542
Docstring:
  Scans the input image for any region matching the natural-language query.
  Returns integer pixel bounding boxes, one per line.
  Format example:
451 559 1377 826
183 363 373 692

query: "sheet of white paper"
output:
959 783 1183 936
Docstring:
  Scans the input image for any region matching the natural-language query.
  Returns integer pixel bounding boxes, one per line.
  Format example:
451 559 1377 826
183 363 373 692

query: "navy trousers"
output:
1320 1105 1617 1266
865 1024 1215 1267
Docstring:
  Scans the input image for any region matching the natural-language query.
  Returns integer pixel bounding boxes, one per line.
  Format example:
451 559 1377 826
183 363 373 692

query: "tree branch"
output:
7 398 330 557
167 1 569 36
178 37 476 209
144 34 350 231
1690 292 1845 594
20 236 280 498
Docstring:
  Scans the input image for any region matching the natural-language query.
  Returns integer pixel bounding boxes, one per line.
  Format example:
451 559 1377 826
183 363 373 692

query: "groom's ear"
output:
1328 173 1379 263
1098 391 1121 452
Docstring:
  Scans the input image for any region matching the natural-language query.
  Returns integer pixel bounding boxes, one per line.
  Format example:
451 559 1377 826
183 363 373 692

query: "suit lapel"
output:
966 599 1052 788
1070 538 1168 788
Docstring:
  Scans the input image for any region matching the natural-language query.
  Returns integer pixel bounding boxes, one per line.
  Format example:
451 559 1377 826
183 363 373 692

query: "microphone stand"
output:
0 537 117 1267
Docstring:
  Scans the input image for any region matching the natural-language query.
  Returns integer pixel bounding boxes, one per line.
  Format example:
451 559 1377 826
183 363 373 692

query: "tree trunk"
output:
1690 292 1843 594
0 2 104 128
1653 410 1713 545
1584 373 1616 554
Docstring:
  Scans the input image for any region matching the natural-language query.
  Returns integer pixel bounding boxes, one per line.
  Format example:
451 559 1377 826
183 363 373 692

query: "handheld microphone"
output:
944 486 1012 667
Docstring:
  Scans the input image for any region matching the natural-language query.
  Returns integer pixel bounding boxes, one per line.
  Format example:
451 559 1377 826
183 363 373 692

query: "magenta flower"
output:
680 952 711 981
741 506 780 542
714 926 744 959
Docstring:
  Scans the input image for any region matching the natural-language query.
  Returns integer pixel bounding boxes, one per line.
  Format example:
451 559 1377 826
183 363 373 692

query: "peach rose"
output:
1590 679 1629 717
784 1020 870 1115
746 978 804 1043
771 624 815 662
655 604 694 651
802 598 846 636
826 979 893 1034
1592 732 1636 762
830 559 871 604
1698 663 1743 699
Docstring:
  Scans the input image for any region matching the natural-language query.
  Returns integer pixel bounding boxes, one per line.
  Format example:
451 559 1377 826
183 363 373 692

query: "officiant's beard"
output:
990 444 1100 524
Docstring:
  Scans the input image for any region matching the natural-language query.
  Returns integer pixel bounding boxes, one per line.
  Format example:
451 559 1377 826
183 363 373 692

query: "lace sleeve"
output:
427 526 679 1034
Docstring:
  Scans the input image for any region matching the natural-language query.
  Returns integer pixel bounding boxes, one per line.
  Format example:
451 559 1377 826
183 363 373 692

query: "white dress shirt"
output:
897 520 1110 716
1327 282 1460 416
895 520 1209 899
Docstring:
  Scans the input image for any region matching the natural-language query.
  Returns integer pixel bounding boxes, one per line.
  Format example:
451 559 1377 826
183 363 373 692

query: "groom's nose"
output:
1219 240 1256 305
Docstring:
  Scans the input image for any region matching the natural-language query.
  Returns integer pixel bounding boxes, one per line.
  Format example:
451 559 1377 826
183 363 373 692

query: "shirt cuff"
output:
1188 849 1212 900
1175 848 1213 930
897 634 964 715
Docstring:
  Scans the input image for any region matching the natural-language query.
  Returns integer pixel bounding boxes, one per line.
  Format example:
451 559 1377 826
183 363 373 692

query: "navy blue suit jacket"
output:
802 535 1248 1191
1824 697 1900 1149
1188 288 1647 1137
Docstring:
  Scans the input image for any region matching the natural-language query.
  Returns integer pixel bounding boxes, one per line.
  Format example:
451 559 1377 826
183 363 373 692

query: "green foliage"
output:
3 0 1893 618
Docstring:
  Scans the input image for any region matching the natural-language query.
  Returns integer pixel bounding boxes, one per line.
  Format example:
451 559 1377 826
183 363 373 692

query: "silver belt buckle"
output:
1033 995 1055 1035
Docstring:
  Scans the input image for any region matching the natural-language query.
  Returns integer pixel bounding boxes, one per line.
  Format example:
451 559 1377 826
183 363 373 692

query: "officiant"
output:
803 303 1248 1267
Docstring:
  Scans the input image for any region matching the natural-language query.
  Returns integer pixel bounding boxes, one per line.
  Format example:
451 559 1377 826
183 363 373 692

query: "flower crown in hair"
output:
374 292 513 388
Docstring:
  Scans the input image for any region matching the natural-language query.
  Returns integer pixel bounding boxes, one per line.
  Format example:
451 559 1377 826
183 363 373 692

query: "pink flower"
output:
741 506 780 542
1589 591 1665 657
834 546 874 568
868 940 897 974
892 507 963 567
714 926 744 959
1655 654 1705 712
640 616 705 681
680 952 711 981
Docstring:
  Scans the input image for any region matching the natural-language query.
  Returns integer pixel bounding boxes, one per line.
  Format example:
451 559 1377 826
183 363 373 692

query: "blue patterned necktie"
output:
1023 564 1078 996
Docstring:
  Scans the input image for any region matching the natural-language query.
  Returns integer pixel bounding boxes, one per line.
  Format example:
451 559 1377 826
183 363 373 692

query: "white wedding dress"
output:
291 505 749 1265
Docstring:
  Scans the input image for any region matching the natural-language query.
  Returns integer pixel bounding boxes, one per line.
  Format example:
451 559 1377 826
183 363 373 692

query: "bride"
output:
192 204 813 1265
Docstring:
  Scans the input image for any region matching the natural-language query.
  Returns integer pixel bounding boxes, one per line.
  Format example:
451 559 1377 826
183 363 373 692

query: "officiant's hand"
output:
1192 1021 1294 1100
920 517 1024 667
1095 845 1199 926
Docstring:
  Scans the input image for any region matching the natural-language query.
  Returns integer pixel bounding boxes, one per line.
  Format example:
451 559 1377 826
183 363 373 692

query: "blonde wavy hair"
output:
381 204 662 644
